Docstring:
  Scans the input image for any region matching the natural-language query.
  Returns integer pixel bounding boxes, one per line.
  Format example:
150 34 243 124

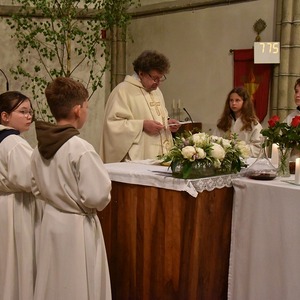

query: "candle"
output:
177 99 181 110
295 158 300 184
172 99 176 110
271 143 279 167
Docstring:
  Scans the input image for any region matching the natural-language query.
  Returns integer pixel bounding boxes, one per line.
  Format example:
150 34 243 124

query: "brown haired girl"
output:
215 87 262 157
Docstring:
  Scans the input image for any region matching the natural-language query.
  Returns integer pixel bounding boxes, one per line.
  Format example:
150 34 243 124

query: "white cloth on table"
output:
105 161 239 198
228 176 300 300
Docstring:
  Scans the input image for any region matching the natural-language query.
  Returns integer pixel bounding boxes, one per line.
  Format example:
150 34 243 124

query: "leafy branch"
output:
6 0 140 121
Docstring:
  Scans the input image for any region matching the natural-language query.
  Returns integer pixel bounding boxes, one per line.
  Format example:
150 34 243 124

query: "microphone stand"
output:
183 107 194 123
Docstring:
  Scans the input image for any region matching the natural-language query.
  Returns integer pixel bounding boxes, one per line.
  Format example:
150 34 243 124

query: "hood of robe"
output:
0 124 20 143
35 120 79 159
124 74 145 89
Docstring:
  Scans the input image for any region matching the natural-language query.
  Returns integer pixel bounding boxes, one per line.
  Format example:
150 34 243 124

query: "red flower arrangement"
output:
291 115 300 127
261 115 300 149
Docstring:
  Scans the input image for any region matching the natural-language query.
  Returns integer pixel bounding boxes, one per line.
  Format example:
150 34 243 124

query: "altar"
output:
98 162 237 300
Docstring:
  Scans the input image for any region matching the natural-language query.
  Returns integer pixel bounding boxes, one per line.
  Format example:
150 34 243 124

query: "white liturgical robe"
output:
100 75 173 163
283 108 300 125
31 135 112 300
0 129 42 300
214 117 262 157
283 109 300 160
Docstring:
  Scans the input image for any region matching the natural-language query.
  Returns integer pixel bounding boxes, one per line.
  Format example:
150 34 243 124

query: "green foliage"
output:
6 0 139 121
160 131 249 179
261 115 300 150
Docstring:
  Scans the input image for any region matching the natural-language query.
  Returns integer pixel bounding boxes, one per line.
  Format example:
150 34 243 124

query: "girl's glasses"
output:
14 109 34 117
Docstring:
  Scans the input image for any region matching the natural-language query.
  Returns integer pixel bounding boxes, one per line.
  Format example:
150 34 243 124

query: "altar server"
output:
283 78 300 160
100 50 180 163
31 77 112 300
0 91 41 300
284 78 300 124
215 87 262 157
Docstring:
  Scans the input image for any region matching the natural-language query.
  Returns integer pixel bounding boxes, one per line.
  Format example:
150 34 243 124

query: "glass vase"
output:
171 160 215 179
244 140 277 180
277 147 292 177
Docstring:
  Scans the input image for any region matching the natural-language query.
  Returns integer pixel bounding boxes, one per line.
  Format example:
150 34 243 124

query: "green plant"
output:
261 115 300 149
6 0 139 121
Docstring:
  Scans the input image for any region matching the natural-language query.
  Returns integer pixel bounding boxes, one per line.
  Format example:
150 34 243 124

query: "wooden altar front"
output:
98 173 233 300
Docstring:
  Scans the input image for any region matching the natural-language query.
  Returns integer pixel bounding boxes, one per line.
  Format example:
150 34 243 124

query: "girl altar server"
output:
215 87 262 157
0 91 42 299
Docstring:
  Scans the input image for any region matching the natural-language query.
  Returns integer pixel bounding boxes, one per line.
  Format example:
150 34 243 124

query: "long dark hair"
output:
217 87 259 132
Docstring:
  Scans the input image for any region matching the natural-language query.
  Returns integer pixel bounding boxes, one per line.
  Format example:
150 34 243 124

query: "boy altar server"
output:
31 77 112 300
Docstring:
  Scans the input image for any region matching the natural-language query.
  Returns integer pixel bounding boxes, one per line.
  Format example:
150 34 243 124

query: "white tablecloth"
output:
104 161 239 197
228 176 300 300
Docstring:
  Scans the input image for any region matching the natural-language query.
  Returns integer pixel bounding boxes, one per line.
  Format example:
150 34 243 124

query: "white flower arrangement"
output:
160 131 250 179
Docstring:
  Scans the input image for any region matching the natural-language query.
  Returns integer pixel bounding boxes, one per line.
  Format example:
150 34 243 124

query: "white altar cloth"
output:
104 161 239 197
228 175 300 300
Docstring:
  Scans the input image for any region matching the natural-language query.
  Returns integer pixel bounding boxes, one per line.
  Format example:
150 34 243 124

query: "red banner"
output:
233 49 272 122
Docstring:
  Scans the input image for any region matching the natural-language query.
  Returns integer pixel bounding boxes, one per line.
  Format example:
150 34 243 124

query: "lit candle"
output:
271 143 279 167
295 158 300 184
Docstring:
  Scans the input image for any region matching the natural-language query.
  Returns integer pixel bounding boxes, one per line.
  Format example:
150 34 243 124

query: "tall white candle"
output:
295 158 300 184
177 99 181 110
271 143 279 167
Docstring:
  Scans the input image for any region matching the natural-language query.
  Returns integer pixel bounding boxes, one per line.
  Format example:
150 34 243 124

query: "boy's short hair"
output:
294 78 300 90
45 77 89 121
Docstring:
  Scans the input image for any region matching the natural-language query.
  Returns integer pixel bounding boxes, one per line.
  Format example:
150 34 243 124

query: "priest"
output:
100 50 180 163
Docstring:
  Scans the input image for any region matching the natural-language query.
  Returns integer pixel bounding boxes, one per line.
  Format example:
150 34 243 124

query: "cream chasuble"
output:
100 75 173 163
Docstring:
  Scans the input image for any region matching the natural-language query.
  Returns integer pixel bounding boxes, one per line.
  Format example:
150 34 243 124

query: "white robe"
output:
283 109 300 124
31 135 112 300
0 130 41 300
283 109 300 160
100 75 173 163
214 117 263 157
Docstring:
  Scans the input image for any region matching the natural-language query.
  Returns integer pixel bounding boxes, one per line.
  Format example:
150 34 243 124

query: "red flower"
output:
291 116 300 127
268 115 280 128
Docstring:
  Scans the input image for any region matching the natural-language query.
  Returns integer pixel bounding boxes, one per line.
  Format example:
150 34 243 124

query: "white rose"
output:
221 138 231 149
195 147 206 159
211 135 223 143
181 146 196 160
237 141 250 158
211 143 226 160
192 132 207 145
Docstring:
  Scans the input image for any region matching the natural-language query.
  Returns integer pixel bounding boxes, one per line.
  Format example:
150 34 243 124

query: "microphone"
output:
0 69 9 91
183 107 194 123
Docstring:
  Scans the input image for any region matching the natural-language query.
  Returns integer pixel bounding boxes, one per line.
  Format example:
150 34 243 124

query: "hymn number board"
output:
254 42 280 64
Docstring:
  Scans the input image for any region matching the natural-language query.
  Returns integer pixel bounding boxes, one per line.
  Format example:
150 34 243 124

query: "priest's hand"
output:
168 118 181 132
143 120 165 135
